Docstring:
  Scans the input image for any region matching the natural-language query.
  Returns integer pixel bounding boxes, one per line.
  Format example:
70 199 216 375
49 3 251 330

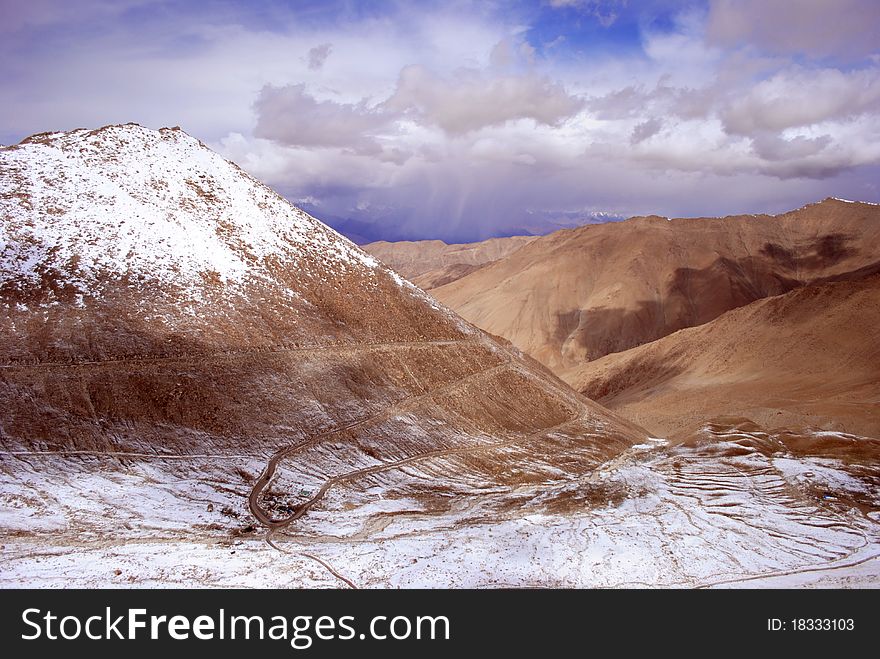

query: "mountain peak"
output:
1 123 485 363
15 122 181 148
1 123 380 311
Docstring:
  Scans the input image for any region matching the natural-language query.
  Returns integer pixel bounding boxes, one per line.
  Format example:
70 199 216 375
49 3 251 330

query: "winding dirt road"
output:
248 357 515 527
247 339 585 531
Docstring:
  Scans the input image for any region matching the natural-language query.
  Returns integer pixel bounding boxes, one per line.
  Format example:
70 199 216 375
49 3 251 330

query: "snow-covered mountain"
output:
1 124 374 302
0 124 480 364
1 120 646 446
0 124 656 586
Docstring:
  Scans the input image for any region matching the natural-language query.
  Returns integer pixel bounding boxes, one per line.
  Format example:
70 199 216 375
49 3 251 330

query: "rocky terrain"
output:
1 124 877 588
4 420 877 587
0 124 645 587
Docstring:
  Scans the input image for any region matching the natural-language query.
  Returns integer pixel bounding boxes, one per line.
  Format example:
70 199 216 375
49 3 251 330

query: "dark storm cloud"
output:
630 117 663 145
750 133 833 163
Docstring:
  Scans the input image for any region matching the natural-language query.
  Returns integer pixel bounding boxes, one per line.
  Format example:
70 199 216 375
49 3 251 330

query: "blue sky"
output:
2 0 879 241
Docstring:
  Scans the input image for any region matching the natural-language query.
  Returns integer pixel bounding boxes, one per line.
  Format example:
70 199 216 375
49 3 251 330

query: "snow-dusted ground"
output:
2 426 877 588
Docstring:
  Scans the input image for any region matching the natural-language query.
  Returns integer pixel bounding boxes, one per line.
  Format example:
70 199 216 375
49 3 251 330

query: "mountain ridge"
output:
572 274 880 439
431 197 880 372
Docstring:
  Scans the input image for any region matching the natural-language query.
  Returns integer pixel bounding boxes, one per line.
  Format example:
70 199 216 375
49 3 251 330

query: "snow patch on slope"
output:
831 197 880 206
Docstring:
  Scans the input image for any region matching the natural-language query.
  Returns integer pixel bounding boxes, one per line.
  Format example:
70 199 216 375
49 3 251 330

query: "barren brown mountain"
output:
573 275 880 439
0 124 644 535
364 236 535 290
432 199 880 373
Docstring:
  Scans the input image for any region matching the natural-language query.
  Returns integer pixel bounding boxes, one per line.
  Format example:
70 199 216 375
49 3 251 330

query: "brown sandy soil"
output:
432 199 880 373
363 236 536 290
571 276 880 439
411 262 484 290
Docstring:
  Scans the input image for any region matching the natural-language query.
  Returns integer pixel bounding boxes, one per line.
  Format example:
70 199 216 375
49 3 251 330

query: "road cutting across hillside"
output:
248 341 587 530
0 338 476 369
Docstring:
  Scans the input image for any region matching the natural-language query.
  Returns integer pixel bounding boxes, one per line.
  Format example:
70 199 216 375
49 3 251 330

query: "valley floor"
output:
2 422 878 589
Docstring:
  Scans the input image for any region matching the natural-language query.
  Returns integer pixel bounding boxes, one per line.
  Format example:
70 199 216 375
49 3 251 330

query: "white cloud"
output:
4 0 879 240
216 132 402 194
720 67 880 135
706 0 880 60
225 2 880 238
385 65 584 134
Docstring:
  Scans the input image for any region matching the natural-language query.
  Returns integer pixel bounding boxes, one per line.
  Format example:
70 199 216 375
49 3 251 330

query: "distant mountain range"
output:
372 198 880 439
363 236 537 290
303 204 625 245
